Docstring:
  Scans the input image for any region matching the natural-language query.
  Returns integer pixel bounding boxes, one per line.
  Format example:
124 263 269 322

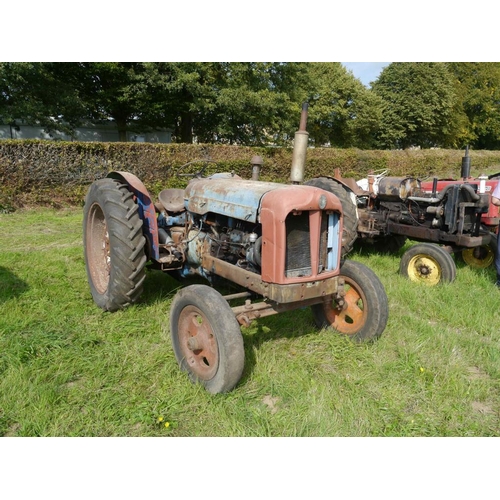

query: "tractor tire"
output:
170 284 245 394
461 235 497 269
399 243 456 285
311 260 388 343
304 177 358 256
83 177 147 311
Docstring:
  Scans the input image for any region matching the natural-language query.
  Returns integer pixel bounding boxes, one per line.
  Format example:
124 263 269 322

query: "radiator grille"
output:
319 214 328 272
285 211 312 278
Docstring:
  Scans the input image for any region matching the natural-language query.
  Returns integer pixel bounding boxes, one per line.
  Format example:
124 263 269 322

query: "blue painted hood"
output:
184 174 290 222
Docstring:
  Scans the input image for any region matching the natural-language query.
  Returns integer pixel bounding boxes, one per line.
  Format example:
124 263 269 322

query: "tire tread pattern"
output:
305 177 358 256
83 178 147 311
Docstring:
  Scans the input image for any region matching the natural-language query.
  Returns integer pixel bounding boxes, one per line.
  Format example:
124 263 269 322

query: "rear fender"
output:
107 171 159 260
330 169 367 197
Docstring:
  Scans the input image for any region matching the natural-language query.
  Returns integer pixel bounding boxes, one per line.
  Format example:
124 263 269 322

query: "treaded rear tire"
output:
83 177 147 311
305 177 358 256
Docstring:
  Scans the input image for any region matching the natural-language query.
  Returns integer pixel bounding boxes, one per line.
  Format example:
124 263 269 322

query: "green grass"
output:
1 208 500 436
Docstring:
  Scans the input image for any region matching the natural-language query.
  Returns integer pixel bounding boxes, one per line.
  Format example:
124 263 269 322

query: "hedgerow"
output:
1 140 500 212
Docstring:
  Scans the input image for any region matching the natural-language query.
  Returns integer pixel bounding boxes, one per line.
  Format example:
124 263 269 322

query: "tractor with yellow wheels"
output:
305 148 493 286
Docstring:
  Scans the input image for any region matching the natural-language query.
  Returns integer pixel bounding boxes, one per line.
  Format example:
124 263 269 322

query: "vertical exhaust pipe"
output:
461 145 471 180
251 155 263 181
290 102 309 184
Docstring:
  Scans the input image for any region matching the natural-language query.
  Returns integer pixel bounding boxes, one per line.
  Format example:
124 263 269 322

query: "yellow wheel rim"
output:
407 255 442 285
462 245 494 269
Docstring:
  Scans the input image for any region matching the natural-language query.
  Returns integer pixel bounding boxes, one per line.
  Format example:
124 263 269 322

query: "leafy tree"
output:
0 62 382 147
371 62 458 149
301 62 383 148
165 62 303 145
446 62 500 150
0 62 178 141
0 62 89 136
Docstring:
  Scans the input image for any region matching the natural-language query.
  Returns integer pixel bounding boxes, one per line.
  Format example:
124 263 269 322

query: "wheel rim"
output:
86 202 111 294
407 254 441 285
322 278 367 335
462 245 494 269
177 305 219 381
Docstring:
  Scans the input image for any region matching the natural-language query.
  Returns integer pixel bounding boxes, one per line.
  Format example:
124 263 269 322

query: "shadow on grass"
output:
139 268 182 305
353 238 409 258
0 266 29 303
239 306 319 385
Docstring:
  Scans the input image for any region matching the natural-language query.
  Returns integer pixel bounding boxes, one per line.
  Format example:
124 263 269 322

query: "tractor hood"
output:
184 174 338 223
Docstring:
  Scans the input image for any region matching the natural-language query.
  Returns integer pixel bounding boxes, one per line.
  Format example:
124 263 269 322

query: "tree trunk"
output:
179 111 193 143
115 118 128 142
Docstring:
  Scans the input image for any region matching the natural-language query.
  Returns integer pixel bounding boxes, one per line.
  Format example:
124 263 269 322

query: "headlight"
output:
319 194 327 209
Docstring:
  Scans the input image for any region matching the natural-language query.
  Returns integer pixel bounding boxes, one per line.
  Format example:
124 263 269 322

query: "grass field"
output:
1 208 500 437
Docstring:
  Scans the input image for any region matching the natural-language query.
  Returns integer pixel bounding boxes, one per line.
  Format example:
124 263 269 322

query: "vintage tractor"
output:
419 147 500 271
305 148 492 285
82 104 389 394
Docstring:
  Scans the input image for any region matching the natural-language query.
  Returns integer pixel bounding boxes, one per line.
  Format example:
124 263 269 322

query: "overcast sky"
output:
341 62 390 87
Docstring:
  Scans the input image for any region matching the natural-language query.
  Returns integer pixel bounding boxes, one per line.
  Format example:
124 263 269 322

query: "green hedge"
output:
2 140 500 212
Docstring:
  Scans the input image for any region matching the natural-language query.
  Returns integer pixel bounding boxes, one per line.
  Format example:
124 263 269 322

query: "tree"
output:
166 62 302 145
0 62 89 136
371 62 458 149
0 62 383 147
0 62 179 141
301 62 383 148
446 62 500 150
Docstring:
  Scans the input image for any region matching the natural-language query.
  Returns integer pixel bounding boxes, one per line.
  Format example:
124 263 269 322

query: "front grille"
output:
284 211 338 278
319 213 328 272
285 211 312 278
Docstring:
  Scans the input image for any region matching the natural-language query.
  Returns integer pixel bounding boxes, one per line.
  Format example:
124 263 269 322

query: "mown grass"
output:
1 208 500 437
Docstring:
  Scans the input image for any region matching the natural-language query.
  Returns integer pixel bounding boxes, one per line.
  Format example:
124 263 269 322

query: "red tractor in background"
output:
419 146 500 270
306 147 496 286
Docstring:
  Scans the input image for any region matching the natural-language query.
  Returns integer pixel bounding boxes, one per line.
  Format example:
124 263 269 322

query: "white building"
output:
0 121 172 143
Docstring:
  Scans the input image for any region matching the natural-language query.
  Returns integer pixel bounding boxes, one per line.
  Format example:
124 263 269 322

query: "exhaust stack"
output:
461 145 471 180
290 102 309 184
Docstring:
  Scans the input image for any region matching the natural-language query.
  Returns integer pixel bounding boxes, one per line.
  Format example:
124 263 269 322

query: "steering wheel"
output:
175 160 218 179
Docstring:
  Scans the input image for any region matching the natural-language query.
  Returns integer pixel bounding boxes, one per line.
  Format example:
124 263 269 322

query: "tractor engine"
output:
153 175 343 288
357 176 489 240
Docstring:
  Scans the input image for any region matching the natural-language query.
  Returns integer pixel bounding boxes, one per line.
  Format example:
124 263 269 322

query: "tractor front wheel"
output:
400 243 456 285
170 284 245 394
83 177 147 311
311 260 388 342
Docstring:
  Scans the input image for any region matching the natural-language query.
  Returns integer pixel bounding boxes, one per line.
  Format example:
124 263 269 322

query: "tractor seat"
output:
158 189 186 213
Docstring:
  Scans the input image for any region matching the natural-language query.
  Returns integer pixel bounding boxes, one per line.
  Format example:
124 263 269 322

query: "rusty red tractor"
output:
83 104 389 394
305 148 495 286
418 147 500 272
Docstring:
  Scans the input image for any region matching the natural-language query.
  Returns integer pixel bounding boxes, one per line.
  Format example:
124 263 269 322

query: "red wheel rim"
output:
177 305 219 380
322 278 367 335
86 203 110 294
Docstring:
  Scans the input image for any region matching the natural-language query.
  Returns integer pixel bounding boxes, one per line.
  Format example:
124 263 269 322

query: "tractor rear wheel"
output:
304 177 358 256
170 284 245 394
83 177 147 311
461 236 497 269
311 260 388 342
400 243 456 285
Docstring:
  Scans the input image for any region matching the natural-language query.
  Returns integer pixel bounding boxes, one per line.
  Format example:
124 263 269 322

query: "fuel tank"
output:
377 177 421 201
